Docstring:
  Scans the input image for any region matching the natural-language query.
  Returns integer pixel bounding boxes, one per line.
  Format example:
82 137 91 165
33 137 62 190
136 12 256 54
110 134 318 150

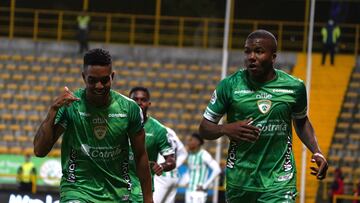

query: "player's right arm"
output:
33 87 79 157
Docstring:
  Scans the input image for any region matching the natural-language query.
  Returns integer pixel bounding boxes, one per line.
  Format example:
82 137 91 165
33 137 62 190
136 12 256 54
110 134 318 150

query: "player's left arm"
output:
130 129 153 203
293 116 328 180
200 151 221 190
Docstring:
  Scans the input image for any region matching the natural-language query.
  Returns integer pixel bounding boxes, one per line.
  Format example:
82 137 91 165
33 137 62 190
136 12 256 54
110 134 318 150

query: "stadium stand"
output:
291 53 356 202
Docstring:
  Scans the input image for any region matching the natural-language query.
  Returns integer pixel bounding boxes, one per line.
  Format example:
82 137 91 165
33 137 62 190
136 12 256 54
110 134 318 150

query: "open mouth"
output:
248 64 257 70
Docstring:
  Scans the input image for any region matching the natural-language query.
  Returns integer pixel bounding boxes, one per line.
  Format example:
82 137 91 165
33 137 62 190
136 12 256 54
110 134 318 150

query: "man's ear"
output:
82 72 86 83
272 53 277 63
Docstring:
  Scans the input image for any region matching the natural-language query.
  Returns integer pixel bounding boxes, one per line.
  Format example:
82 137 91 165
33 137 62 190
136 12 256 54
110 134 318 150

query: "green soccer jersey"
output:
129 116 174 202
204 69 307 192
55 89 143 203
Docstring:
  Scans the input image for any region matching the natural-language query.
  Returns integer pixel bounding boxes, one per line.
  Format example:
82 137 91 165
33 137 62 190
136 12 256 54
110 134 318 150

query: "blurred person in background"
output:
153 127 188 203
199 29 328 203
129 86 176 203
353 181 360 203
184 133 221 203
17 154 37 193
33 48 153 203
321 19 341 66
329 167 344 203
77 11 91 54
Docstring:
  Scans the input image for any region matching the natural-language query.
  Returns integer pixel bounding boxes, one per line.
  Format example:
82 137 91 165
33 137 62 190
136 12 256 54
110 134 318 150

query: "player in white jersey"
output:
153 127 188 203
185 133 221 203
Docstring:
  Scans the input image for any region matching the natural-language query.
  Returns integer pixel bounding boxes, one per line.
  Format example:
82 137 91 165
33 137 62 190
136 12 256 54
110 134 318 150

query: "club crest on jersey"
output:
257 100 272 114
94 126 107 140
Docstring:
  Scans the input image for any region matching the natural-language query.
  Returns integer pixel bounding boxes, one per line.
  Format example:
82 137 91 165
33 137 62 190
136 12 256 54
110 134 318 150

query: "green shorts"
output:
226 187 297 203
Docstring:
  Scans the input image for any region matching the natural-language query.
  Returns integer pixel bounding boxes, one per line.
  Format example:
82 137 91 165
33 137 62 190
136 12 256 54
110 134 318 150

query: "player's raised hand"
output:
310 153 328 180
224 119 260 143
51 86 80 111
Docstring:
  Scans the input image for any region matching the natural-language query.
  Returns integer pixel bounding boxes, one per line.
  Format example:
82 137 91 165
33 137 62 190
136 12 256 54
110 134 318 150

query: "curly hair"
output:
83 48 112 71
129 86 151 100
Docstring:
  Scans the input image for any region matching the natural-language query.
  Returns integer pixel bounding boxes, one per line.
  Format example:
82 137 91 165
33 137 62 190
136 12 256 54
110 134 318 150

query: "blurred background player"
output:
153 127 188 203
33 48 153 203
16 154 37 194
184 133 221 203
129 86 176 203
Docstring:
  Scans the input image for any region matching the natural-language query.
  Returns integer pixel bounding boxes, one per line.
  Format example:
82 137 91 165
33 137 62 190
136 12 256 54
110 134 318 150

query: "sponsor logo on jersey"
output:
234 89 254 94
283 135 293 172
94 125 107 140
226 141 237 169
277 172 293 181
272 89 294 94
79 111 90 117
257 100 272 114
108 113 127 118
67 148 77 183
210 90 217 104
255 122 288 132
145 133 154 137
256 92 272 99
92 117 106 124
81 144 124 160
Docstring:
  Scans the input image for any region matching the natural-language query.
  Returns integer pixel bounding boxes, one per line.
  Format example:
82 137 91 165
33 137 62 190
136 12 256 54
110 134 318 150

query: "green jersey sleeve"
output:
127 101 144 137
292 80 307 119
204 78 232 123
158 128 174 156
54 106 68 129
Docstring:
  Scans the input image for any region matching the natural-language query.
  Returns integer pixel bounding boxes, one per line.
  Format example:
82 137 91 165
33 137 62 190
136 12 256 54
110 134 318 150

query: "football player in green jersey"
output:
129 86 176 203
199 30 328 203
34 48 153 203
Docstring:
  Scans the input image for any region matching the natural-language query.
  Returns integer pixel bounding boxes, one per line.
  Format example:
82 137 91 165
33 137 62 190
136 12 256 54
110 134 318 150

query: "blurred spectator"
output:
16 154 37 193
77 11 91 54
353 181 360 203
329 167 344 203
321 19 341 66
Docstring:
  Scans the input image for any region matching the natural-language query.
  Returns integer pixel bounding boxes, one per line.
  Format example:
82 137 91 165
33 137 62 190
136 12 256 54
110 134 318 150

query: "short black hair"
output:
247 29 277 52
83 48 112 70
129 86 151 99
192 133 204 145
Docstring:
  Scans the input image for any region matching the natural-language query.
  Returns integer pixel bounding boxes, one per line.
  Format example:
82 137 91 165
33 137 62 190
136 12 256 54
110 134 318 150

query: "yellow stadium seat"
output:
31 65 42 73
16 135 29 143
138 62 149 68
18 64 30 71
23 147 33 155
49 148 61 157
44 66 55 73
0 145 8 154
62 57 73 65
57 66 68 74
37 56 48 63
9 146 22 155
154 81 166 89
24 55 35 63
12 73 24 81
3 134 14 142
6 63 16 71
49 57 61 64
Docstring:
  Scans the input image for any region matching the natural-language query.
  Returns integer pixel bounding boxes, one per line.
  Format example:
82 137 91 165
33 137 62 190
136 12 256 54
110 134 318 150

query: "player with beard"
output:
199 30 328 203
34 48 153 203
129 86 176 203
